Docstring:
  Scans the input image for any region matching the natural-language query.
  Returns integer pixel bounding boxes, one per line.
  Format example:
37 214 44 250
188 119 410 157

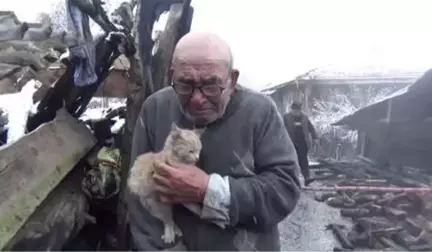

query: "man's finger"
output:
153 173 172 187
167 159 190 170
153 159 166 169
154 160 174 176
154 184 175 195
159 195 171 203
166 159 181 167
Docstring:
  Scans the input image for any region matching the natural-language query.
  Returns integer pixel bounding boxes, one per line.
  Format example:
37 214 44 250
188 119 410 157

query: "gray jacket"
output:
126 87 301 251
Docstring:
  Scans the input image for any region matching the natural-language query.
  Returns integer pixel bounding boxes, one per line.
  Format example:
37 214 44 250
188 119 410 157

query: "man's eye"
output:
202 86 219 92
175 84 192 91
179 85 192 90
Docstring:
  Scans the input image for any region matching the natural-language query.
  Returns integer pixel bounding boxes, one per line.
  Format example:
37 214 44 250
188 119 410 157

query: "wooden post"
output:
116 0 193 249
152 1 192 91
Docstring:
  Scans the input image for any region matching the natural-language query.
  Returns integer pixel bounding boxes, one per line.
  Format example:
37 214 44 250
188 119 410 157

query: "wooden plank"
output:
0 108 96 250
3 166 88 251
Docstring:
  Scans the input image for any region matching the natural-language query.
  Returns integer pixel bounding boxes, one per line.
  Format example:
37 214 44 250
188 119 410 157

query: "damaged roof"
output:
261 64 424 95
333 68 432 129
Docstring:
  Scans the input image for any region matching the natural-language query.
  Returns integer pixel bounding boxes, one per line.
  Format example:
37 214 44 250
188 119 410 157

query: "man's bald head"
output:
170 32 239 125
172 32 233 69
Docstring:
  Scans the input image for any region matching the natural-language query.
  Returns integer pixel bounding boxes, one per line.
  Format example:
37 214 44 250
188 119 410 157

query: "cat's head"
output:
164 122 204 164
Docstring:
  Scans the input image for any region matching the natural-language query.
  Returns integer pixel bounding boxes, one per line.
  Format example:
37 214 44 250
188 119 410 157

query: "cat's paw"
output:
162 224 176 243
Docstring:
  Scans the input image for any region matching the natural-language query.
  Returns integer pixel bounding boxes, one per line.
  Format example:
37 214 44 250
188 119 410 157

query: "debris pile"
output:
0 11 71 95
309 158 432 251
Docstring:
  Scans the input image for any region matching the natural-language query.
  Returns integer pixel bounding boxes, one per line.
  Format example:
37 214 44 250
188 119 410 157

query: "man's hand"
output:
153 159 210 204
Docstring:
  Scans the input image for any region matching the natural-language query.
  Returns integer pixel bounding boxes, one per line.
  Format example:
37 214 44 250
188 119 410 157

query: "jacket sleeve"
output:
125 98 171 250
228 100 301 230
307 117 318 140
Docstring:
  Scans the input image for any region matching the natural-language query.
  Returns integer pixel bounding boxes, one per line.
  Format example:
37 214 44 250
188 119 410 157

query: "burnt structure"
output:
262 66 422 115
334 69 432 170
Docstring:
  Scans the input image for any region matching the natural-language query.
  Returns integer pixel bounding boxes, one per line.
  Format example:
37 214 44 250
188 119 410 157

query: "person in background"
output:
283 101 318 186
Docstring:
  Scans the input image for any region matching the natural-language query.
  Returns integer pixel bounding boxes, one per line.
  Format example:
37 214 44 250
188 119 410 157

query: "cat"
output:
127 122 204 244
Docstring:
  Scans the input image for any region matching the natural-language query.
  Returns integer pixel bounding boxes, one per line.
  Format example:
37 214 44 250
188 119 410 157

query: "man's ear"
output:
230 69 240 87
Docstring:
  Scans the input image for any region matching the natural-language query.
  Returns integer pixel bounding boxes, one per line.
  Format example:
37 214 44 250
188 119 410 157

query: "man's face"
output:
171 59 239 125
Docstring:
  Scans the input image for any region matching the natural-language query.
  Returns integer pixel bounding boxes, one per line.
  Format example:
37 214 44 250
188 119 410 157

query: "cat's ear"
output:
171 122 180 132
194 127 206 137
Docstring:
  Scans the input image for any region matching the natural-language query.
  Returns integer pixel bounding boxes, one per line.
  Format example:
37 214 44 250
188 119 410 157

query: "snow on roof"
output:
261 64 426 94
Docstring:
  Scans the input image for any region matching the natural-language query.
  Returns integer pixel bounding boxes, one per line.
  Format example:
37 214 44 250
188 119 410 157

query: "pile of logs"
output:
308 158 432 251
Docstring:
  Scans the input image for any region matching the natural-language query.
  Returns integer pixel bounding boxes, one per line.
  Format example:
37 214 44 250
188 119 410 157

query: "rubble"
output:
308 158 432 251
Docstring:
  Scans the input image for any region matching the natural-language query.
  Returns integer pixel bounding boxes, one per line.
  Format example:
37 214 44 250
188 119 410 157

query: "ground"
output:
279 191 350 251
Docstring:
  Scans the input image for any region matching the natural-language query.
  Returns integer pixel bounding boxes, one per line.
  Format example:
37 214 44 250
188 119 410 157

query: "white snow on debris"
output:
80 97 126 121
79 97 126 134
0 80 42 144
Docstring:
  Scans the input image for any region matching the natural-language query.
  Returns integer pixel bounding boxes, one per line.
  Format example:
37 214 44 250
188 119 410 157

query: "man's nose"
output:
189 89 207 106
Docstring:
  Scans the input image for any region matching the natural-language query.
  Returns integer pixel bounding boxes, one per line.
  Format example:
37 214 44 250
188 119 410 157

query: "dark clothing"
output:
294 143 309 180
292 115 307 147
127 86 301 251
283 112 318 180
283 112 318 150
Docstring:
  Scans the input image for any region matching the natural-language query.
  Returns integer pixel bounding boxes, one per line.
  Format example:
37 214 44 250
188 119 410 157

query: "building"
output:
261 65 423 115
262 65 424 160
333 69 432 169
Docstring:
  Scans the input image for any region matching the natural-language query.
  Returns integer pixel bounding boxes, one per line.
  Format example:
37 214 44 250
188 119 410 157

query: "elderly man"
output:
126 32 301 251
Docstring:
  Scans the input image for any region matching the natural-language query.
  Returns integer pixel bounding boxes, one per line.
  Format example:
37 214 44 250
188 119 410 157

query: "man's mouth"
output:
189 108 212 115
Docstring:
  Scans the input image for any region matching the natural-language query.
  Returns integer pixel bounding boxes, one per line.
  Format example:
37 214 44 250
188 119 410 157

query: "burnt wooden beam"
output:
0 108 96 250
3 166 89 251
151 0 192 91
326 224 354 250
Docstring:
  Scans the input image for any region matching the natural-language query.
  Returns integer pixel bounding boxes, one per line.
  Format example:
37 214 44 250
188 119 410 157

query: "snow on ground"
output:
279 166 351 251
279 190 349 251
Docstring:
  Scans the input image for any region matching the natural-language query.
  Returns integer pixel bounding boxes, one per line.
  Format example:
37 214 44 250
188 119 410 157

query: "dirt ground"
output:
279 187 350 251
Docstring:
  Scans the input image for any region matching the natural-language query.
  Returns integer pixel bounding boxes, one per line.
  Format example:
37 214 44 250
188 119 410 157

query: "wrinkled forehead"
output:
172 56 230 82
